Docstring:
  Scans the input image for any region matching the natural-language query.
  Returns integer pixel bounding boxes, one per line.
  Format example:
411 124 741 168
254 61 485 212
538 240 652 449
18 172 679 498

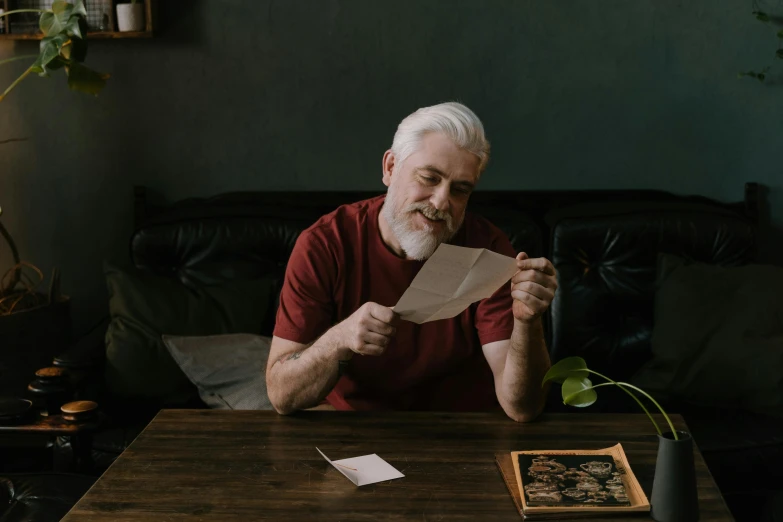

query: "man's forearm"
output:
498 318 552 422
267 327 349 414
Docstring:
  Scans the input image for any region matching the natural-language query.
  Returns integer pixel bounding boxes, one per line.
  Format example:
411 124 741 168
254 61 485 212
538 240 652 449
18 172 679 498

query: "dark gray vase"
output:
651 431 699 522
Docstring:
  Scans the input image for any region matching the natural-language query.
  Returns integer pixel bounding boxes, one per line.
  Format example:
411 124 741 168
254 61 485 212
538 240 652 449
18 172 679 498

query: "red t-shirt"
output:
273 195 516 411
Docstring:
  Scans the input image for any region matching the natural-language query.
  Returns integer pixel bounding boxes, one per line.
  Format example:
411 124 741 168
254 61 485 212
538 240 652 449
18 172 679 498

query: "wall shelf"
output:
0 0 154 40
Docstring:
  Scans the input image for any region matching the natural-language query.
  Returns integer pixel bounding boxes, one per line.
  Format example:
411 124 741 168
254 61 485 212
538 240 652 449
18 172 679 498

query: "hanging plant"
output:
739 1 783 82
0 0 109 101
0 0 108 315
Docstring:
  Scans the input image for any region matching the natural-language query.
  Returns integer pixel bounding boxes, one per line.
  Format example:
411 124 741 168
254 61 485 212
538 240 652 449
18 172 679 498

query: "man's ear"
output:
382 150 395 188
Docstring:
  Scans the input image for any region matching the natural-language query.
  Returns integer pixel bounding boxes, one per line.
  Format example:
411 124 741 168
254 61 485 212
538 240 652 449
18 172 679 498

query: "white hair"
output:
390 102 490 173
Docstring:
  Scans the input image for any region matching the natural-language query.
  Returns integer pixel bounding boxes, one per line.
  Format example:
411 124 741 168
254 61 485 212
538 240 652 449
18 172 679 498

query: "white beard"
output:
381 182 463 261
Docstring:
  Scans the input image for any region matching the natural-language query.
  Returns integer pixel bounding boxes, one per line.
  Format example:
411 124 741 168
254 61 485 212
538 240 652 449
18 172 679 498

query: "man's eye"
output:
452 187 471 196
420 176 437 184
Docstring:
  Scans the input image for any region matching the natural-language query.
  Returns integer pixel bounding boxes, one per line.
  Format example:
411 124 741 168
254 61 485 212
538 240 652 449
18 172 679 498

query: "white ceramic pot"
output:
116 2 144 32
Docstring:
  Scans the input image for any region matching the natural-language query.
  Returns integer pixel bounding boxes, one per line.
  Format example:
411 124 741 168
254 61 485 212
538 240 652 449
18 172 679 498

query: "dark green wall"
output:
0 0 781 333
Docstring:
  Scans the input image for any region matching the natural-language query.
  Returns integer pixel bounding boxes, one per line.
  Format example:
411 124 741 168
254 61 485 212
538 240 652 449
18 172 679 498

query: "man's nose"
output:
429 185 450 213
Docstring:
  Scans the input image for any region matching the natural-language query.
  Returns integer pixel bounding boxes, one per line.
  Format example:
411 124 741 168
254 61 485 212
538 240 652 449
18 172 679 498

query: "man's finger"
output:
516 257 556 276
367 320 396 337
511 289 547 312
511 269 552 286
363 331 390 347
369 303 398 324
512 281 554 303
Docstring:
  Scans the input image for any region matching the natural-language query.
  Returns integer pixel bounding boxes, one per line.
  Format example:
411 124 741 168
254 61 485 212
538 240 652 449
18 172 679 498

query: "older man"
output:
266 102 556 421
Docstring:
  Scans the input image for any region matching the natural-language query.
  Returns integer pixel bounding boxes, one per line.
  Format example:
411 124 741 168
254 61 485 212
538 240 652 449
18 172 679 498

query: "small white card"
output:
316 447 405 486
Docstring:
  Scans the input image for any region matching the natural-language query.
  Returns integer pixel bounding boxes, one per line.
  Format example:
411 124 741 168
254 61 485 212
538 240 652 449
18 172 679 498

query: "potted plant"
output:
116 0 144 32
543 357 699 522
0 0 108 395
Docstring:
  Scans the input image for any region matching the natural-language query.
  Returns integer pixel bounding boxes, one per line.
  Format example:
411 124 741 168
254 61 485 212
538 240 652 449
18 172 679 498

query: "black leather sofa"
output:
4 183 781 521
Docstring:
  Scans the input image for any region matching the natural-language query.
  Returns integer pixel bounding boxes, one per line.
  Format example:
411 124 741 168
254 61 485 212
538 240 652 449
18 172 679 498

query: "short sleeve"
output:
475 231 516 346
273 228 336 344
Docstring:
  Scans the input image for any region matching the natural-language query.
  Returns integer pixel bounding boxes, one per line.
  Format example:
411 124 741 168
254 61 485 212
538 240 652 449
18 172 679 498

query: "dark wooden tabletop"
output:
63 411 733 521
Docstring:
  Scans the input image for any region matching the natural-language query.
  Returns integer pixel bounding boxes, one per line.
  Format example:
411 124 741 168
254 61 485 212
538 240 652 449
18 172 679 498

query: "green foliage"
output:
0 1 109 314
542 356 679 440
0 0 109 102
739 66 771 82
741 7 783 83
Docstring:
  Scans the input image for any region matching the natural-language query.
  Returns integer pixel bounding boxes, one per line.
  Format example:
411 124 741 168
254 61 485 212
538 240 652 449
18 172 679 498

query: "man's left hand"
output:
510 252 558 323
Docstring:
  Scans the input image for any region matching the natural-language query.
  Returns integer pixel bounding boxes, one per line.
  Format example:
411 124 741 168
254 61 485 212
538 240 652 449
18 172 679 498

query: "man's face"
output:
381 132 481 260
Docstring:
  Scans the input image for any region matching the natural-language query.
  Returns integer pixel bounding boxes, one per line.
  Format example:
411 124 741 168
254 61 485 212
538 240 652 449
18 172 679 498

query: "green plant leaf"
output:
38 37 61 65
562 376 597 407
39 12 57 35
758 74 766 81
30 59 45 76
52 1 69 14
778 30 783 39
753 10 770 22
71 0 87 17
42 33 70 52
45 56 66 71
39 10 69 36
31 35 67 76
42 2 82 36
542 356 589 385
65 16 83 39
66 62 108 95
777 49 783 59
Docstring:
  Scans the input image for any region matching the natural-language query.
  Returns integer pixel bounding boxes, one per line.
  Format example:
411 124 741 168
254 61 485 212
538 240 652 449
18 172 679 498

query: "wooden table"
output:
63 411 733 521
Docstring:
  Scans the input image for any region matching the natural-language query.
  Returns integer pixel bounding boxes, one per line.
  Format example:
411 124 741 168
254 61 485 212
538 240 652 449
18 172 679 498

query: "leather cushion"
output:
548 201 756 381
633 254 783 417
130 195 543 335
0 473 95 521
104 262 275 404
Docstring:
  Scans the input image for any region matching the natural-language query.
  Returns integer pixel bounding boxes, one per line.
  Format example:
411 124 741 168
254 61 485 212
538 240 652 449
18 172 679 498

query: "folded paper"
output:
393 243 518 324
316 447 404 486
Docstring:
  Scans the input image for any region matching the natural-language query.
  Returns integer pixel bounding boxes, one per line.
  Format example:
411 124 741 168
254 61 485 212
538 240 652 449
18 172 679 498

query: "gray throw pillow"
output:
631 254 783 417
104 262 274 405
162 333 273 410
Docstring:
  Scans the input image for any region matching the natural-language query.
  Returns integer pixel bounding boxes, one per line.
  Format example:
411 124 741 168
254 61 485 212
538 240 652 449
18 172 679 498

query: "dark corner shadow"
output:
154 0 207 48
756 183 783 266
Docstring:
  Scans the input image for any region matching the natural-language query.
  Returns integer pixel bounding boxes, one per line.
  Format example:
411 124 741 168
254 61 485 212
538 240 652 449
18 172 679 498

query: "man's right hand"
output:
334 302 399 357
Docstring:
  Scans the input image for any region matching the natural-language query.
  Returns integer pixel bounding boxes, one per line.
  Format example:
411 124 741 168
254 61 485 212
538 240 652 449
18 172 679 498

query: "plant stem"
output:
585 369 678 439
563 381 659 432
582 370 663 436
615 383 662 434
0 55 38 67
0 9 45 18
0 66 34 103
611 381 679 440
0 216 22 295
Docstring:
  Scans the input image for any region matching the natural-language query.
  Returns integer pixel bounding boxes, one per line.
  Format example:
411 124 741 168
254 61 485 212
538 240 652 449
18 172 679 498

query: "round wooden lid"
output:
35 367 67 379
61 400 98 414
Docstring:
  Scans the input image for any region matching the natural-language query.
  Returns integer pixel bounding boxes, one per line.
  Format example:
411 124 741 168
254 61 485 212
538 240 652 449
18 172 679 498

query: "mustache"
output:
405 202 453 227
